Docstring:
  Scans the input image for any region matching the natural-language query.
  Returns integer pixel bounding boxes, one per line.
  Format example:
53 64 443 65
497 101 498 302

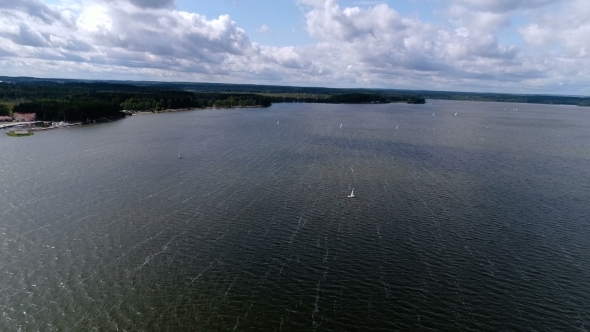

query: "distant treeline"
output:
410 91 590 107
120 93 271 110
269 93 425 104
0 83 271 122
13 100 121 121
2 77 588 121
0 82 423 122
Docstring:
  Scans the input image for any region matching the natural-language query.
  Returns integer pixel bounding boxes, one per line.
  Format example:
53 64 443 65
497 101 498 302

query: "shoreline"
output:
30 123 83 131
130 105 266 115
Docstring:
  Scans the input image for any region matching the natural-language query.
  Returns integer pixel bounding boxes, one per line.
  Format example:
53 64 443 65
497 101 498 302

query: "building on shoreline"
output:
13 113 36 122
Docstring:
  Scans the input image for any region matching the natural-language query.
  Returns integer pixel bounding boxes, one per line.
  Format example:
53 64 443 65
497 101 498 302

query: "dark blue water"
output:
1 100 589 331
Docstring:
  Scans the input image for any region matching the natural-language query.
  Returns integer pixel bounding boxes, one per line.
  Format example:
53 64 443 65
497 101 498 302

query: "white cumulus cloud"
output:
257 24 272 33
0 0 588 94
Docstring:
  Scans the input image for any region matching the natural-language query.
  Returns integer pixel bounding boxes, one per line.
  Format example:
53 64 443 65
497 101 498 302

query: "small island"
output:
7 130 34 137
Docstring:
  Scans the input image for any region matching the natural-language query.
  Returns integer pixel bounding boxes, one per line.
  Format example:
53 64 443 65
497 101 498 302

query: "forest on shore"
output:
0 81 424 122
0 83 274 122
1 76 588 123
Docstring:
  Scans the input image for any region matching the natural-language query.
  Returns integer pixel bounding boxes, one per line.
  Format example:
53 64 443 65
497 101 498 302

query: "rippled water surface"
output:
1 100 589 331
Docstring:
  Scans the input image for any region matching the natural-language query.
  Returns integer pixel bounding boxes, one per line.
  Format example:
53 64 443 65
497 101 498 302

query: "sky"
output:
0 0 589 95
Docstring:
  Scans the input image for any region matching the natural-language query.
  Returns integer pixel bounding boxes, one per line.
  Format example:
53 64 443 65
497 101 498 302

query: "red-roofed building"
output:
14 113 36 122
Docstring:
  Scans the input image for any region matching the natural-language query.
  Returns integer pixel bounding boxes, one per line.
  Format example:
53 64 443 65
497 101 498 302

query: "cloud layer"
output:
0 0 588 94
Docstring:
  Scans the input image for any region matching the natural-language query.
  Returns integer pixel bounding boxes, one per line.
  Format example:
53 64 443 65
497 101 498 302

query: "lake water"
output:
1 100 589 331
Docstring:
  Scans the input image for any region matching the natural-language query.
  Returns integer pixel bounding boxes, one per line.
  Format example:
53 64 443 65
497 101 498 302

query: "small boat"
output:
432 113 435 116
395 125 398 130
347 188 355 198
454 113 457 116
277 121 279 125
340 124 342 128
178 154 182 159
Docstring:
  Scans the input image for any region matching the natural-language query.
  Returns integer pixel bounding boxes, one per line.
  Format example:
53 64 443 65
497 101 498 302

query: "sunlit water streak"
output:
0 100 589 331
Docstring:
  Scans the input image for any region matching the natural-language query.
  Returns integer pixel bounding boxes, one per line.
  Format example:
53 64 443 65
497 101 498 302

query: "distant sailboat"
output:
395 125 398 130
454 113 457 116
277 121 279 125
340 124 342 128
432 113 435 116
348 188 355 198
178 154 182 159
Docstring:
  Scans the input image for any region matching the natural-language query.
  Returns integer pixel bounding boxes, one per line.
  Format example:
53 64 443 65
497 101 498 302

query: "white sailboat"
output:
348 188 355 198
178 154 182 159
340 124 342 128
